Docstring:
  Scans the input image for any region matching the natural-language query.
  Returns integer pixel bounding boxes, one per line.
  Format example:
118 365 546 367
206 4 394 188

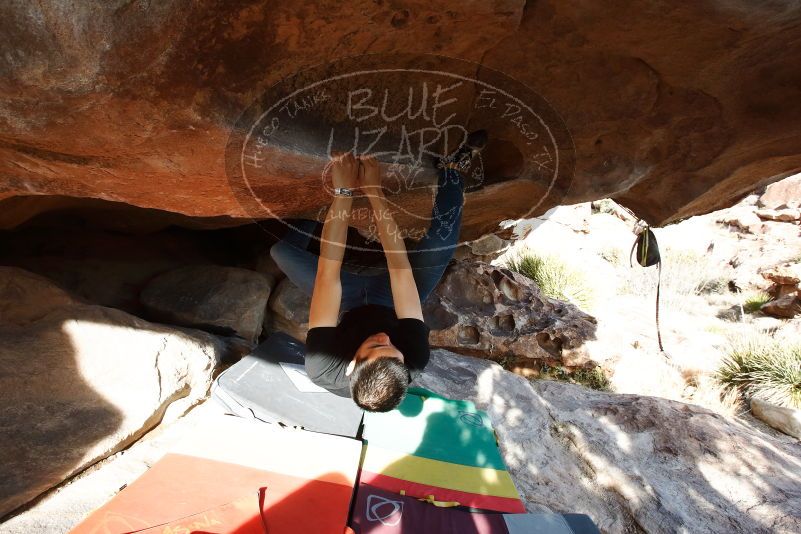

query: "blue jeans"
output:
270 167 464 315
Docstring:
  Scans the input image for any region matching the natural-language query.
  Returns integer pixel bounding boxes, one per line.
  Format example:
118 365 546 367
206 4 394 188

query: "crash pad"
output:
360 388 524 513
212 331 363 437
350 484 601 533
71 415 361 534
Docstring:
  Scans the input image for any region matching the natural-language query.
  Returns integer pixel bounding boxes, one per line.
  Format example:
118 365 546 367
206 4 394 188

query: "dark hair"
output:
350 357 409 412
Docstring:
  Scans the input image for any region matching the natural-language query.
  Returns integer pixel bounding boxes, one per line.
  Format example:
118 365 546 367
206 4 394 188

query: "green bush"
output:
535 364 611 391
717 338 801 408
742 292 771 314
571 367 612 391
506 250 595 311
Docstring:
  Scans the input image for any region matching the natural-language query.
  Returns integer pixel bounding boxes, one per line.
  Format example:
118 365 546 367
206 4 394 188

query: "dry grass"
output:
526 363 611 391
717 336 801 408
688 374 745 416
505 249 596 312
620 248 728 310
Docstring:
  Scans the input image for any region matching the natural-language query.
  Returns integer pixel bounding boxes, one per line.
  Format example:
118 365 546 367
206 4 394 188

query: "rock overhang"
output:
1 0 800 236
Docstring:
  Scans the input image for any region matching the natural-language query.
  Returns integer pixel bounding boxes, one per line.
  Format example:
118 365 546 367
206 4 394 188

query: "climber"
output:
270 131 487 412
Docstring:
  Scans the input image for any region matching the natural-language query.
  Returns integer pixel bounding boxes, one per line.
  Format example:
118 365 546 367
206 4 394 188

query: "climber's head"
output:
346 332 408 412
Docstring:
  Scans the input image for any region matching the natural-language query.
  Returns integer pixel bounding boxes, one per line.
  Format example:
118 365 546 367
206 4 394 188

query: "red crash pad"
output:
71 416 361 534
71 453 353 534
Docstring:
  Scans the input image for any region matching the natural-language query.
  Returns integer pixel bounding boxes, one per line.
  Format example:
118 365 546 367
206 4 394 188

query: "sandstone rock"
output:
253 250 287 284
469 234 510 256
756 208 801 223
759 263 801 318
423 260 597 367
0 268 224 518
0 268 77 326
0 402 228 532
718 210 764 234
1 2 800 234
751 398 801 440
140 265 273 343
265 277 311 342
414 350 801 534
761 294 800 319
453 234 512 263
0 221 226 315
761 263 801 287
759 173 801 210
740 194 761 207
591 198 636 223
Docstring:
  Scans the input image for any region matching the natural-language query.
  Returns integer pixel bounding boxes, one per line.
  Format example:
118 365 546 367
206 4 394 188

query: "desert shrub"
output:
591 198 618 215
688 374 744 417
571 366 612 391
717 337 801 408
591 198 633 221
536 364 611 391
699 276 730 295
599 247 624 266
620 248 727 307
506 250 595 311
742 291 771 314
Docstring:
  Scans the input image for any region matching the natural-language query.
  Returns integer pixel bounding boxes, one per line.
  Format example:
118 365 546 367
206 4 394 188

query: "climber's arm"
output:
360 157 424 321
308 155 357 329
308 197 352 328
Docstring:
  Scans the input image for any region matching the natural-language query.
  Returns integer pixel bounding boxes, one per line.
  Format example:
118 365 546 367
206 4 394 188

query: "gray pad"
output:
212 331 363 438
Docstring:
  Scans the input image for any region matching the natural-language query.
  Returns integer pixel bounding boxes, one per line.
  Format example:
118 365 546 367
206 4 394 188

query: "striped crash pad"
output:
360 388 525 513
350 483 601 533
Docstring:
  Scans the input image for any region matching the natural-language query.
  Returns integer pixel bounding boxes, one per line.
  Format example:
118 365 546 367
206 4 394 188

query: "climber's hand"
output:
331 152 358 190
358 155 382 197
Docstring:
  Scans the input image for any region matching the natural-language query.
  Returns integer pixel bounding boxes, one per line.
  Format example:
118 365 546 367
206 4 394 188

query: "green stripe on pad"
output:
362 387 507 470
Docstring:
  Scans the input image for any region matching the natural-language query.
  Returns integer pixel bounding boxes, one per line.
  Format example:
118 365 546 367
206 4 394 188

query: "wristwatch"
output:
333 187 353 197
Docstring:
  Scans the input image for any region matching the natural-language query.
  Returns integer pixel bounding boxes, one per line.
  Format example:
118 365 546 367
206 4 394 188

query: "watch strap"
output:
334 187 353 197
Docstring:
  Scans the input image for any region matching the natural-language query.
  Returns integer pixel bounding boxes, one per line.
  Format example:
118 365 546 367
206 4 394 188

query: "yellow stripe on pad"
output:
362 446 520 499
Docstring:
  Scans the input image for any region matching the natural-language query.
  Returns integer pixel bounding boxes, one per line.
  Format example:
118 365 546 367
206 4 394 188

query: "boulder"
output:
265 277 311 342
758 263 801 317
756 208 801 223
0 221 227 315
453 234 512 263
0 268 77 325
761 263 801 289
414 350 801 534
759 173 801 210
718 210 764 234
140 265 274 342
0 267 224 518
2 2 801 233
761 294 800 319
423 260 597 367
751 399 801 440
253 250 287 284
591 198 636 223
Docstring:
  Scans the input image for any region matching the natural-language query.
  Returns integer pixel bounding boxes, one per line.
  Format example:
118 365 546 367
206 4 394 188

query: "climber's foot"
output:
433 129 488 192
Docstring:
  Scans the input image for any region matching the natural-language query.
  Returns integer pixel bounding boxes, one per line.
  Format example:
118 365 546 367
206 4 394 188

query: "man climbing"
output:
270 131 487 412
